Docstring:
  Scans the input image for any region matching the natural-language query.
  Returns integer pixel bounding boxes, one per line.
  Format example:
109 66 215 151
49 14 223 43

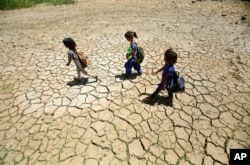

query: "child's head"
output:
63 38 76 51
164 48 178 64
125 31 138 42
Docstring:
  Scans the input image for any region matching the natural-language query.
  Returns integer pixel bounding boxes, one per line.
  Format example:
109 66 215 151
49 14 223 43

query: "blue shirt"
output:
130 42 138 59
158 64 175 89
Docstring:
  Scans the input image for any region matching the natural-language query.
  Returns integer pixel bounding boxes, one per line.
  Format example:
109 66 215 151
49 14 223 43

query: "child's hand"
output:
162 84 167 90
126 53 132 59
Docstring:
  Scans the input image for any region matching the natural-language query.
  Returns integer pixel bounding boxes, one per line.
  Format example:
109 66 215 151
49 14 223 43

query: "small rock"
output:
221 14 227 17
241 16 247 21
192 0 196 3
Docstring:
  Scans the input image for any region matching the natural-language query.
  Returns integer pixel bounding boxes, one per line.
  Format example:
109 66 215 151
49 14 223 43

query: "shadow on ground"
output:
115 73 141 81
140 93 173 107
67 78 96 87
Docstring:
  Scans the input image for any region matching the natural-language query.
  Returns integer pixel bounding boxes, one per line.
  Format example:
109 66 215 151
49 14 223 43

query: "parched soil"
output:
0 0 250 164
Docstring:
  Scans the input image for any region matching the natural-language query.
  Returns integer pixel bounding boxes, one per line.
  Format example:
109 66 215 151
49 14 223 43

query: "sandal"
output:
144 96 155 102
166 96 173 103
95 76 98 82
74 77 81 82
84 78 88 85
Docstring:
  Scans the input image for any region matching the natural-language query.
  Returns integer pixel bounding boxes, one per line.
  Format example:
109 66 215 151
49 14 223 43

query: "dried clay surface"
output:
0 0 250 164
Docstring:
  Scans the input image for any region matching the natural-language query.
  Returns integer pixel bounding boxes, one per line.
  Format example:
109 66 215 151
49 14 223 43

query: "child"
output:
145 48 178 103
124 31 142 76
63 37 98 82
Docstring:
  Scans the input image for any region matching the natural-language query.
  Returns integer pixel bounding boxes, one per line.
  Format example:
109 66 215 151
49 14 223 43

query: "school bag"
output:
77 52 89 67
136 47 144 64
136 47 145 64
171 71 185 93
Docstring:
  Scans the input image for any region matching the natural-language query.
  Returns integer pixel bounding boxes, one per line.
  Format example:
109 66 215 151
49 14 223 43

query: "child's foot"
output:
166 96 173 103
144 96 155 103
74 77 81 82
84 78 88 85
95 76 98 82
122 74 130 79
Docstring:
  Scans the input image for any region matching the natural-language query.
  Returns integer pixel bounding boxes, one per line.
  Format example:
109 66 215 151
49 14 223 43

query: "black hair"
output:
63 37 77 52
164 48 178 64
125 31 138 39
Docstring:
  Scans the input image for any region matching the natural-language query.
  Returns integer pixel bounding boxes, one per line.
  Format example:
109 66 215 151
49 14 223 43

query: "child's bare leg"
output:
80 70 98 79
144 87 161 102
77 70 81 79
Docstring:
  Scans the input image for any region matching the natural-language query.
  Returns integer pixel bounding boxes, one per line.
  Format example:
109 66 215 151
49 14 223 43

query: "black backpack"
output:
172 71 185 93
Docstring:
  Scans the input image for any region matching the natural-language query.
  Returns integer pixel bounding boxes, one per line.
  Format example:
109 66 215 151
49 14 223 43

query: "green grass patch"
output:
112 124 120 138
0 0 33 10
0 0 77 10
44 0 77 5
0 84 13 94
162 150 167 155
231 129 236 139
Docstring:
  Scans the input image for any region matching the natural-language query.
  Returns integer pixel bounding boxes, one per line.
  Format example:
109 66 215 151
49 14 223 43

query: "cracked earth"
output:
0 0 250 164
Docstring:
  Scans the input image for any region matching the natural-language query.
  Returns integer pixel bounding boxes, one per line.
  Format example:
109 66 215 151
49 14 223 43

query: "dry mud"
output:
0 0 250 164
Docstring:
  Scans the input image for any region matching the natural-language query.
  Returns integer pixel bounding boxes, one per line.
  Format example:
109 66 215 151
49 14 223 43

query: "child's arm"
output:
126 48 136 59
126 53 131 59
126 47 133 59
162 73 171 90
127 43 137 59
132 48 136 57
66 53 72 66
152 66 165 75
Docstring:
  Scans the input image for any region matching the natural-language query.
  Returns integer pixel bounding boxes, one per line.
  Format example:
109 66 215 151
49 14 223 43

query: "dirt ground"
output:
0 0 250 164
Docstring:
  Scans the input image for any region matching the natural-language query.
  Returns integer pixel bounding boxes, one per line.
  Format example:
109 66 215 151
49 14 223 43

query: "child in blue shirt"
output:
124 31 142 76
145 48 178 103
